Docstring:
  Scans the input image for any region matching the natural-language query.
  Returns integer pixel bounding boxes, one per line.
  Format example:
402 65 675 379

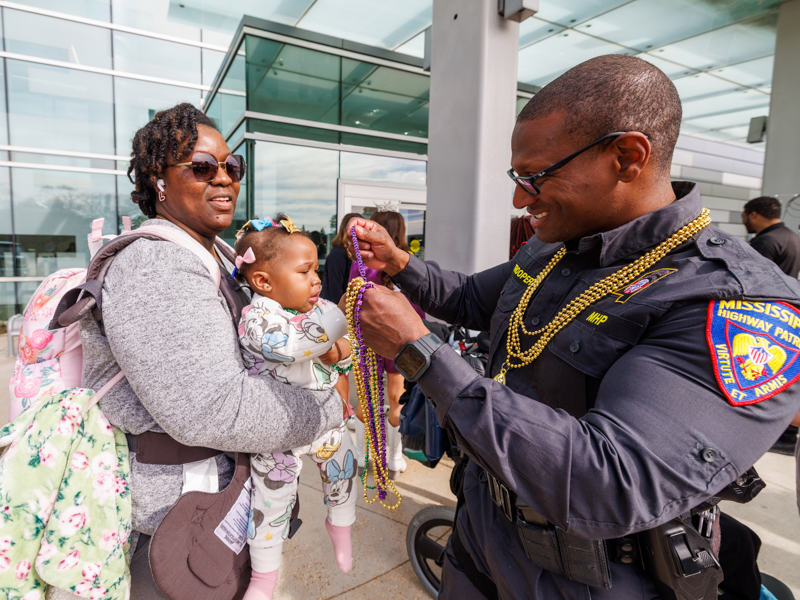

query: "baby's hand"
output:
320 337 351 365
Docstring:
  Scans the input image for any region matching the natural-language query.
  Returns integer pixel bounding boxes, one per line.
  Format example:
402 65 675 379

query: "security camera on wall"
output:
747 116 767 144
498 0 538 22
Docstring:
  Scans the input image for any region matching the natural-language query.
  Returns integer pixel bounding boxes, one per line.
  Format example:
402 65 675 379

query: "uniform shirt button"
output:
530 316 540 326
561 268 571 276
701 448 718 462
620 555 633 564
621 543 633 552
479 471 488 483
569 341 580 353
709 237 725 246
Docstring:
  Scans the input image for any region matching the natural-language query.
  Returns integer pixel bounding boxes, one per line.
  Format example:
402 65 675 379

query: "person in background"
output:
743 196 800 455
509 215 535 259
322 212 363 422
321 212 362 304
742 196 800 278
349 205 425 479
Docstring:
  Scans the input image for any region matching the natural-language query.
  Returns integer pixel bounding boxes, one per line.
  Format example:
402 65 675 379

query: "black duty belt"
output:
486 471 624 588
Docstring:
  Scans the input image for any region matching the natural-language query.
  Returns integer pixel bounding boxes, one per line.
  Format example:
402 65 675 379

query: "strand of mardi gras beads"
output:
345 226 401 510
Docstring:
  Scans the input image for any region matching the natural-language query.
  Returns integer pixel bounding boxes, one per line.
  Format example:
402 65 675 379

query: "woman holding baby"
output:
58 103 351 600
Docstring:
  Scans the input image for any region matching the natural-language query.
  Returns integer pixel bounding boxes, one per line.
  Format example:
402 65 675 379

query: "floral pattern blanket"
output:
0 388 132 600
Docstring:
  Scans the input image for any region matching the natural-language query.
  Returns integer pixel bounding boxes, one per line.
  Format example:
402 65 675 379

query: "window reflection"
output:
6 60 115 155
253 141 338 264
0 168 12 277
0 283 16 321
10 168 116 276
114 78 201 155
18 0 110 22
203 48 227 86
4 9 112 69
112 31 201 84
116 174 149 231
208 53 245 136
341 58 429 137
246 37 341 124
112 0 201 40
0 60 7 147
340 152 426 186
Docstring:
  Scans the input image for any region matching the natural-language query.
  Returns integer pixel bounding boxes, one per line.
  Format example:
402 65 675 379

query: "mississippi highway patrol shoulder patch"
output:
707 300 800 406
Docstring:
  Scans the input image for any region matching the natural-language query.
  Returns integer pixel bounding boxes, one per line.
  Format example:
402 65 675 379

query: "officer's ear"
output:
612 132 650 184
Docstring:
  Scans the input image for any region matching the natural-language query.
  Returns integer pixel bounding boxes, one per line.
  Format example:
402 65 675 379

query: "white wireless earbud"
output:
157 179 165 192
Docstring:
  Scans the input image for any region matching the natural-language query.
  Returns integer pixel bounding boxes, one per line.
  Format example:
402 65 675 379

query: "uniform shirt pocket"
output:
548 320 638 379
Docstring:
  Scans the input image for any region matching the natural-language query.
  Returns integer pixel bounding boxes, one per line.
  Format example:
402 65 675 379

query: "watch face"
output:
397 345 426 377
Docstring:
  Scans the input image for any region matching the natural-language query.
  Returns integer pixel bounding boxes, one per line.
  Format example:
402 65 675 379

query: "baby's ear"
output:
250 270 272 293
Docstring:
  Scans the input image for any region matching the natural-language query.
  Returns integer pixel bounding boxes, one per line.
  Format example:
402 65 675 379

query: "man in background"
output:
743 195 800 454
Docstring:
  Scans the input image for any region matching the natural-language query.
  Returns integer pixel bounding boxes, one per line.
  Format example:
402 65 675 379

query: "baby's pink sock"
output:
325 519 353 573
242 569 279 600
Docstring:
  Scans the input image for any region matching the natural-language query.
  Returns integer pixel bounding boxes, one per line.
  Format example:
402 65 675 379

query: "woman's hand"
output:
346 217 410 276
319 337 351 365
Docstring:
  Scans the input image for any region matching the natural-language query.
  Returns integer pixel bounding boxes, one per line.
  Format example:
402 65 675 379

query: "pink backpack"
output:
8 217 224 420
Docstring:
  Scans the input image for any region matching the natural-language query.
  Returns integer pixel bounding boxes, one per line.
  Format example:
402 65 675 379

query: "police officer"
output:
346 55 800 599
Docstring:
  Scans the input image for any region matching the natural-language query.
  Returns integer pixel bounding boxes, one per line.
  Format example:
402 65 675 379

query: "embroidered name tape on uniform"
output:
707 300 800 406
513 264 535 286
611 268 676 303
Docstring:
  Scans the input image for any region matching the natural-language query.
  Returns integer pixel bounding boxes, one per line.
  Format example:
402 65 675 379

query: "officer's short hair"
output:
743 196 782 220
517 54 682 174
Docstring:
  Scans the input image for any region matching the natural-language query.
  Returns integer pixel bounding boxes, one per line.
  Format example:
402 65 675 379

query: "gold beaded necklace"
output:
494 208 711 385
345 277 402 510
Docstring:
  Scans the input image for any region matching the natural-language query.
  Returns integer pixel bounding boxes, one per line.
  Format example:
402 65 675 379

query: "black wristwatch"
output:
394 333 446 382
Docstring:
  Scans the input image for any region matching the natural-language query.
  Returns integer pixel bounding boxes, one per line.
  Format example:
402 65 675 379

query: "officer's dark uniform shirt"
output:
392 182 800 599
749 221 800 278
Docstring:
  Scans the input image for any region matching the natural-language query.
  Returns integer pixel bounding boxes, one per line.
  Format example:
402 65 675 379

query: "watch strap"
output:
395 333 445 381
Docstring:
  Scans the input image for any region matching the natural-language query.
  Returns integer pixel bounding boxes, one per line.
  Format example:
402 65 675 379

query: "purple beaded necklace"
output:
350 226 392 502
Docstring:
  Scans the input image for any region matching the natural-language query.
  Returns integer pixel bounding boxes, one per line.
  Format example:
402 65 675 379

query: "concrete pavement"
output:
1 333 798 598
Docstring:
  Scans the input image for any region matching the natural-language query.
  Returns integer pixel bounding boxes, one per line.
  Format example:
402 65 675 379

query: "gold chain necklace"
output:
494 208 711 385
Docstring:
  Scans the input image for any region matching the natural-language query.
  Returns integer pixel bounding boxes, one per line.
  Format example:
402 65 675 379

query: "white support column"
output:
763 0 800 225
424 0 521 273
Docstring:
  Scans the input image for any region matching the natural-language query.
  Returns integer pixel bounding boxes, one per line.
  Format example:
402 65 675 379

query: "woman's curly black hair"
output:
127 102 218 219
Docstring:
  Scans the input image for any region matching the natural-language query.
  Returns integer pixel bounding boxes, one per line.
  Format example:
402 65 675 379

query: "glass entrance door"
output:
338 179 427 260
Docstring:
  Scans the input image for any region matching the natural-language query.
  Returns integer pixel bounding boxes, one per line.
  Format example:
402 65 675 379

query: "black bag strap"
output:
214 238 250 330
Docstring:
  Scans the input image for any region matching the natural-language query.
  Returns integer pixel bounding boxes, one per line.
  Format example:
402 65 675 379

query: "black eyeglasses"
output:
508 132 631 196
168 152 246 183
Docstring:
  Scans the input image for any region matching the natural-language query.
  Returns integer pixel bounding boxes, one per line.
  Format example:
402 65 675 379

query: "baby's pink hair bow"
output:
232 247 256 277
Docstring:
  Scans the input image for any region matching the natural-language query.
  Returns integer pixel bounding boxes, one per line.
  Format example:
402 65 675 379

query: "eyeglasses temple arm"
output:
538 131 627 177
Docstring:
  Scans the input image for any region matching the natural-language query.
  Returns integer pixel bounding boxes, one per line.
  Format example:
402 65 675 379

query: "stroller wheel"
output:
406 505 456 598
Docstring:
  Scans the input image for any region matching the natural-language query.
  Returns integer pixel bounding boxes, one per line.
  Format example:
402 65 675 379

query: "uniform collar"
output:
754 222 786 237
570 181 702 267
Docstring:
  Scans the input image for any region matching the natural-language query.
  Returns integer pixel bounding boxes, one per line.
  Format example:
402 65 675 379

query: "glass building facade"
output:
204 17 437 261
0 0 229 319
0 0 781 320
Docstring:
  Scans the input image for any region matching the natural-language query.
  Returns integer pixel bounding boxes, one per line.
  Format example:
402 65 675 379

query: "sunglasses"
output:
508 132 634 196
169 152 246 183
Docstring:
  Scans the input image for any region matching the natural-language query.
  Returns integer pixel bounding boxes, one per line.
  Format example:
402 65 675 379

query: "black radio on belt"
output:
487 471 612 589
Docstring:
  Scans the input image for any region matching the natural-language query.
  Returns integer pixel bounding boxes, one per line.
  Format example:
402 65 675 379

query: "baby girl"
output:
234 214 357 600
